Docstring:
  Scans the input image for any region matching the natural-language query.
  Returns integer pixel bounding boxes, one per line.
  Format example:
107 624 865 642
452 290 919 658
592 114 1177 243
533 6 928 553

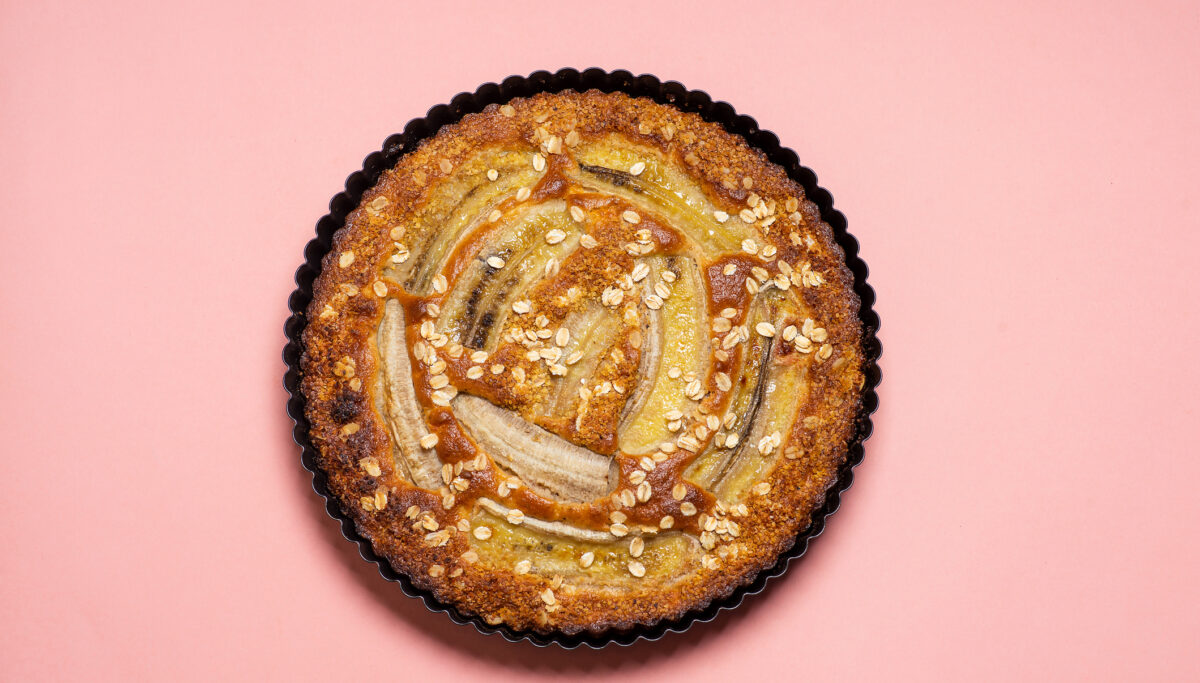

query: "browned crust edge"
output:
299 91 865 636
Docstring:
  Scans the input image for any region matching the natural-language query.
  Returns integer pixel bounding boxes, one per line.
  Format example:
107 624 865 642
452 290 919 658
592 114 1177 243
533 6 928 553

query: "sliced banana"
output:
379 299 442 489
476 498 615 543
454 395 616 502
618 256 710 454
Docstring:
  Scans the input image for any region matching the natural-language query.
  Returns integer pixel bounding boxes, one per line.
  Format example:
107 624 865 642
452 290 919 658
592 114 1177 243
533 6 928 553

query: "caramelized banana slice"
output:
686 335 773 489
572 140 741 255
437 203 576 349
455 395 617 502
538 303 621 418
617 257 665 432
712 358 809 499
391 150 543 293
469 501 701 581
476 498 614 543
378 299 441 489
685 291 781 487
617 256 710 453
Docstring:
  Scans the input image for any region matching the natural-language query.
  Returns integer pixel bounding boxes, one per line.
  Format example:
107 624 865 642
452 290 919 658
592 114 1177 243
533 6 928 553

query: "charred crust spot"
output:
330 392 360 423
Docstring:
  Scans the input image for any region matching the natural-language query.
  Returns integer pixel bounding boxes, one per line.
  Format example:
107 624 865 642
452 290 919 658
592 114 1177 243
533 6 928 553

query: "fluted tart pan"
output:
283 68 881 647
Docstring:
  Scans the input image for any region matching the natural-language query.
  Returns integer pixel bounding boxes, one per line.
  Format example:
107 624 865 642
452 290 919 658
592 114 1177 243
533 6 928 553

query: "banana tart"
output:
301 90 865 635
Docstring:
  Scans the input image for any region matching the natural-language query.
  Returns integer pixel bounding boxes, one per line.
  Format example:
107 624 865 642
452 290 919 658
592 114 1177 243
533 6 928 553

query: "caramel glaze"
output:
703 256 757 315
381 152 803 539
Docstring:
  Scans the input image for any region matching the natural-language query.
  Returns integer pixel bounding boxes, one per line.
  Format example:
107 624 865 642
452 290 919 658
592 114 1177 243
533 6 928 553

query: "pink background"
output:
2 0 1198 680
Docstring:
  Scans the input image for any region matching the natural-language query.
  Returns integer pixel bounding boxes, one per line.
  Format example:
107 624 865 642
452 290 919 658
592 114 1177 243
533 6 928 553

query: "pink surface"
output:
2 0 1198 680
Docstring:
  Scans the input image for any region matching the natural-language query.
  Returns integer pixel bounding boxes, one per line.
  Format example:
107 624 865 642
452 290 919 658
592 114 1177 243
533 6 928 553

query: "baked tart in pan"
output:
297 87 869 638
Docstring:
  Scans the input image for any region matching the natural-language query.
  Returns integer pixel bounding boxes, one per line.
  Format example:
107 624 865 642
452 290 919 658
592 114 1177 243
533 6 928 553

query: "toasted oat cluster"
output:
301 91 864 635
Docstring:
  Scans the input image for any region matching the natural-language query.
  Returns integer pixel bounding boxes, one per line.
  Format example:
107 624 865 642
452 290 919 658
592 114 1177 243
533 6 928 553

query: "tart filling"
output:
302 91 864 634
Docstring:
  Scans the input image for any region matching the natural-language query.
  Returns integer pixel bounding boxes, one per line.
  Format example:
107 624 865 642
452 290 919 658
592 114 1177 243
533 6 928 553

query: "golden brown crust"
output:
300 91 864 635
